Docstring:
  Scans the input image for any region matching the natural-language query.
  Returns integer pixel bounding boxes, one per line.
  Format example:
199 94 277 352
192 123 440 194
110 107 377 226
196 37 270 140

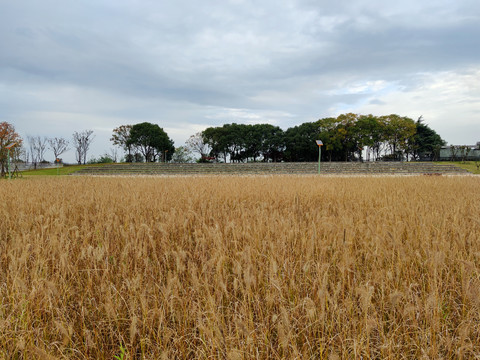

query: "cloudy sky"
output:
1 0 479 162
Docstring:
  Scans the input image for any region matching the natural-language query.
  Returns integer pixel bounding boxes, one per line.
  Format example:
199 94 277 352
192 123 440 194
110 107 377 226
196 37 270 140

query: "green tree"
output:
284 122 319 162
203 126 227 162
201 123 285 162
335 113 361 161
381 115 416 160
354 115 384 161
111 125 133 161
88 154 114 164
127 122 174 162
222 123 246 162
171 146 194 163
259 124 285 162
412 118 446 160
244 124 263 161
316 117 341 161
196 113 444 163
317 114 375 162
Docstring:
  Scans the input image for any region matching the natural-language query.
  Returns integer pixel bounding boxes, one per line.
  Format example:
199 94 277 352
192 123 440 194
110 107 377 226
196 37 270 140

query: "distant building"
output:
439 142 480 161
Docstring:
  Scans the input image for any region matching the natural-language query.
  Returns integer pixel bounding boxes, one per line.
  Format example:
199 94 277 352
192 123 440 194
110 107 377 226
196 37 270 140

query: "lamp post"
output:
316 140 323 174
6 142 17 179
164 150 168 163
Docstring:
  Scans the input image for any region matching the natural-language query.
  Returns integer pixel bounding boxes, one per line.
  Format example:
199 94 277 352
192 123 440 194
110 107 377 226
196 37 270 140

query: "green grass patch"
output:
20 164 102 176
436 161 480 174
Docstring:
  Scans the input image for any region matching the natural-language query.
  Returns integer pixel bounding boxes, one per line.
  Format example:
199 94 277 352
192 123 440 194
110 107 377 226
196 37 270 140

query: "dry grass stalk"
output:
0 175 479 359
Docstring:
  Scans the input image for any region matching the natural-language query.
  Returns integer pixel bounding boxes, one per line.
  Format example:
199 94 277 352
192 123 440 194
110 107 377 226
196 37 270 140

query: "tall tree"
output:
111 125 133 160
257 124 285 162
192 112 447 163
48 137 69 162
354 115 384 161
28 136 48 169
201 123 285 162
381 115 416 160
203 126 228 162
0 122 23 176
316 117 344 162
412 117 446 160
186 132 210 161
127 122 174 162
335 113 360 161
72 130 95 165
222 123 247 162
283 122 320 162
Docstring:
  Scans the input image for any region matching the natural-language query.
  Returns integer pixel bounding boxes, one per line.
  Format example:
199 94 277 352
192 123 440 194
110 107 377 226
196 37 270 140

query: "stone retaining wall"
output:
73 162 470 176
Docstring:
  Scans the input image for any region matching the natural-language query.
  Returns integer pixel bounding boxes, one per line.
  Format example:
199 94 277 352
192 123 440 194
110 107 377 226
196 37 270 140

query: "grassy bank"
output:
20 164 101 176
436 161 480 174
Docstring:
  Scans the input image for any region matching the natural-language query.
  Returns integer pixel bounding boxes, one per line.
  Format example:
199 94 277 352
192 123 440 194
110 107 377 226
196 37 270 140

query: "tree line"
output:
186 114 446 163
0 114 449 176
23 131 95 167
0 122 97 176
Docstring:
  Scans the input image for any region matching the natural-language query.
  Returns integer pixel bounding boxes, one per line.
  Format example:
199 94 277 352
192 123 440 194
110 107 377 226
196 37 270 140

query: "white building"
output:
439 142 480 161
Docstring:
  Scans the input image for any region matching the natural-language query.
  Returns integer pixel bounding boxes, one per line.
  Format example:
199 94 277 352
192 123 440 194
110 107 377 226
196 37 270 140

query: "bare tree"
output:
109 148 119 163
450 145 458 161
48 137 69 162
464 146 472 163
72 130 95 165
28 136 48 169
186 132 210 160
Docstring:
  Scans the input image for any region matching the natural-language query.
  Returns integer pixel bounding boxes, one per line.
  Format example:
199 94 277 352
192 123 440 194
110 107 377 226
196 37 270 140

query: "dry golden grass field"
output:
1 175 479 359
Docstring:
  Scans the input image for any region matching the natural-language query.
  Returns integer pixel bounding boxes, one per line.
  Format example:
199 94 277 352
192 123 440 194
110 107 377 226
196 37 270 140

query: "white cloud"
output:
205 108 295 125
344 67 480 144
327 80 392 95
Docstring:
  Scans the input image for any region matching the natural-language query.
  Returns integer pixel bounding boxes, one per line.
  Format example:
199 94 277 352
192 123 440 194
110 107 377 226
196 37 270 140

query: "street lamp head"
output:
316 140 323 146
6 142 17 149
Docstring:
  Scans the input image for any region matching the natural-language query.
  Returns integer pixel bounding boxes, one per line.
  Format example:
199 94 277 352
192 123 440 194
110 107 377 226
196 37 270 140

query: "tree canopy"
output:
411 117 446 160
126 122 175 162
0 122 23 176
111 125 133 156
194 114 446 163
